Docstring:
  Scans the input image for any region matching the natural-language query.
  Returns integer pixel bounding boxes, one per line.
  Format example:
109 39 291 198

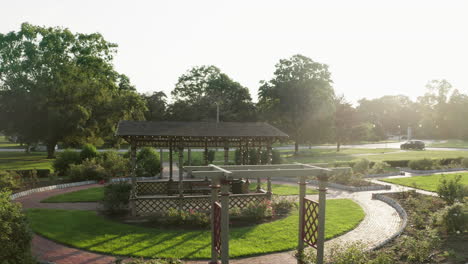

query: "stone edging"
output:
274 177 391 192
371 192 408 250
10 176 161 200
364 172 402 178
402 168 467 174
10 180 97 200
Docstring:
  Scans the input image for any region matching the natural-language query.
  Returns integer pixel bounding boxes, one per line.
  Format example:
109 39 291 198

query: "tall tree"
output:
168 65 256 122
334 95 356 151
258 54 335 154
0 23 145 157
143 91 167 121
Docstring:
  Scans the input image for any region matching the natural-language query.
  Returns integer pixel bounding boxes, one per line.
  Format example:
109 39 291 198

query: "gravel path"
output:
14 169 437 264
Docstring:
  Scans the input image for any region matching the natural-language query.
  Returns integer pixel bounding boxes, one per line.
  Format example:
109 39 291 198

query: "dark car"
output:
400 140 425 150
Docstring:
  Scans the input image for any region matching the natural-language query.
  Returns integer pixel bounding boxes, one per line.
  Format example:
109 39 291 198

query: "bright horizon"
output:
2 0 468 103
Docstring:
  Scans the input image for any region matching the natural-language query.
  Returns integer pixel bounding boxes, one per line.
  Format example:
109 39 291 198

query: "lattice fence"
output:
302 198 319 249
133 192 270 215
136 181 168 195
213 202 221 256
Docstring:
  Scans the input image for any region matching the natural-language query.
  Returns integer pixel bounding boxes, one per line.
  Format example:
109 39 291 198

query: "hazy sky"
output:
2 0 468 103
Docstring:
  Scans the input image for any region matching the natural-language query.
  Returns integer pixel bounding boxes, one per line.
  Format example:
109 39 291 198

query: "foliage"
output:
205 149 216 164
0 191 35 264
136 147 161 177
334 95 357 151
240 200 273 221
100 182 132 215
0 171 20 191
462 157 468 168
68 159 107 182
80 144 98 161
397 229 440 263
143 91 168 121
369 161 391 174
437 175 467 205
152 208 210 229
169 65 256 122
435 202 468 234
271 198 296 215
258 54 335 154
408 158 434 170
0 23 146 158
98 150 129 178
352 159 370 174
53 149 81 176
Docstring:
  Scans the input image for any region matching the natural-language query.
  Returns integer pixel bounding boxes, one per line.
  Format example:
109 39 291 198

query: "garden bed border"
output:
401 168 467 174
371 192 408 250
364 172 402 178
308 179 391 192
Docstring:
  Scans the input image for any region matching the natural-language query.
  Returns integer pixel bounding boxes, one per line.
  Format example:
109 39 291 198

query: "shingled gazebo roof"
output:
116 121 288 148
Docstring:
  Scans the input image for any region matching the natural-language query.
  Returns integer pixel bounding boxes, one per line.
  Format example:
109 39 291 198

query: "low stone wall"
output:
10 180 97 200
402 168 467 174
371 192 408 250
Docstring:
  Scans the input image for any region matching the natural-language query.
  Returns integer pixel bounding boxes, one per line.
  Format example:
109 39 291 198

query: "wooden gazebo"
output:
116 121 288 213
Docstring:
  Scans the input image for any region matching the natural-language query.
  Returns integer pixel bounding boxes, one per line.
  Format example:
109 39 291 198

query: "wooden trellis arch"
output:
185 163 350 264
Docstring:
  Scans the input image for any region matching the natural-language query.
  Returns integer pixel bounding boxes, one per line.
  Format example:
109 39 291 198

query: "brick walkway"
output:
16 171 429 264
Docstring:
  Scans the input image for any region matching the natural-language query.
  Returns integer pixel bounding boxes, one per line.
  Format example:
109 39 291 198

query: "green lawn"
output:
380 173 468 192
0 135 22 149
428 140 468 149
0 151 53 170
284 149 468 164
42 187 104 203
42 183 317 203
26 199 364 259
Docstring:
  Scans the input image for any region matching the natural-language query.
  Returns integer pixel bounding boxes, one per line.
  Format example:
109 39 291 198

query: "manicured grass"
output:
250 183 317 195
0 136 22 148
428 139 468 149
42 187 105 203
41 183 317 203
380 173 468 192
0 151 53 170
284 149 468 164
26 199 363 259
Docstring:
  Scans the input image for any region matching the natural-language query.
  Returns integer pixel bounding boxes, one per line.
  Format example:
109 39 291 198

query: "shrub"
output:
241 200 273 221
353 159 370 174
398 229 440 263
0 191 35 264
435 202 468 234
53 149 81 176
408 158 434 170
368 162 390 174
80 144 98 161
69 159 107 182
272 198 295 215
136 147 161 177
101 182 132 215
383 159 409 167
0 171 21 191
462 158 468 168
205 149 216 164
248 149 259 165
437 175 467 205
160 208 210 228
98 150 129 178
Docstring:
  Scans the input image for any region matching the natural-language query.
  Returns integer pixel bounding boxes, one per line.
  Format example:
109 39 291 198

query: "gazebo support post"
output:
220 179 230 264
224 146 229 165
159 149 164 179
130 142 137 216
209 176 221 264
188 147 192 166
178 146 184 198
169 143 173 181
204 142 209 165
297 175 306 263
316 175 328 264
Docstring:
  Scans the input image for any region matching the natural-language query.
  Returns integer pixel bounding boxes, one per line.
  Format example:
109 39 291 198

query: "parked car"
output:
400 140 425 150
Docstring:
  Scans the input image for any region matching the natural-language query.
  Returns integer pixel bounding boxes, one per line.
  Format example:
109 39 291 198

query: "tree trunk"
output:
294 141 299 155
25 143 30 154
46 142 57 159
336 141 341 152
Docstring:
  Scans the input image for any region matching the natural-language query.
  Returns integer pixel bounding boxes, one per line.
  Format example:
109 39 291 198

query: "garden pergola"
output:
116 120 289 195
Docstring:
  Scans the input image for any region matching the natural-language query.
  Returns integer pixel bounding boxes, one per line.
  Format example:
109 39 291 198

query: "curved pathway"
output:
15 175 429 264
